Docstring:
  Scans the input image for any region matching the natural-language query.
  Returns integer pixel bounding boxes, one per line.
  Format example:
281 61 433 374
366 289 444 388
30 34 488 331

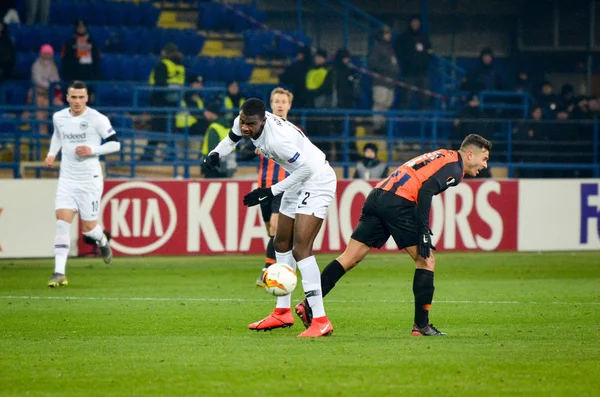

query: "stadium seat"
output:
233 58 253 82
139 2 161 27
94 82 116 106
6 82 30 105
101 54 119 80
136 55 158 82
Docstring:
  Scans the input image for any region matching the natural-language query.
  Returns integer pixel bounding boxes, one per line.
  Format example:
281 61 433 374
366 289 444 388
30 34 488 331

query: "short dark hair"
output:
241 98 266 119
363 143 378 153
460 134 492 151
68 80 87 91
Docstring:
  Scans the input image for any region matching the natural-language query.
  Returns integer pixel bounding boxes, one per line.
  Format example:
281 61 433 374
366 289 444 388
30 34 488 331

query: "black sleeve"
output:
105 134 119 142
228 130 242 143
416 162 462 229
153 62 168 86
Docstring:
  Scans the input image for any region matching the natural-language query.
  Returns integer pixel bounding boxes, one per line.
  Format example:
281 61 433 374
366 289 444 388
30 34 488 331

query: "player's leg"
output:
256 199 274 286
291 171 337 337
264 195 282 269
48 208 76 287
77 180 111 264
295 189 389 327
49 179 77 287
248 193 296 331
404 246 444 336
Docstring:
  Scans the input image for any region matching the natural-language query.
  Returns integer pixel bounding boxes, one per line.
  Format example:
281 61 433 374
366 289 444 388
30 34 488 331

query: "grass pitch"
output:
1 252 599 396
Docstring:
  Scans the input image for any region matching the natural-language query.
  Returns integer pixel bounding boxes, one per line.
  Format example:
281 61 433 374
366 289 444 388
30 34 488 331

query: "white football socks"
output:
275 250 296 309
54 220 71 275
83 224 108 247
297 255 326 318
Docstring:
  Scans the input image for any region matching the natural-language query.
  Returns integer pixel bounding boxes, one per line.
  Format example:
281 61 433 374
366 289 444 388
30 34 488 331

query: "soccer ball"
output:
263 263 297 296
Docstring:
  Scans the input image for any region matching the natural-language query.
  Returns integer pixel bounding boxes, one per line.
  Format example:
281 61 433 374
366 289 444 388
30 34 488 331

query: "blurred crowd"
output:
0 3 598 178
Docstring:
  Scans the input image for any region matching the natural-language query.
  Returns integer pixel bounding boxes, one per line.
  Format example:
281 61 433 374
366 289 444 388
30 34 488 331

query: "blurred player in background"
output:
44 80 121 287
204 98 336 338
295 134 492 336
254 87 293 286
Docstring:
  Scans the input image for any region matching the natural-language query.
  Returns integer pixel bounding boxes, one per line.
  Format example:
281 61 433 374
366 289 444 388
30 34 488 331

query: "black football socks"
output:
320 259 346 298
413 269 435 328
265 236 276 268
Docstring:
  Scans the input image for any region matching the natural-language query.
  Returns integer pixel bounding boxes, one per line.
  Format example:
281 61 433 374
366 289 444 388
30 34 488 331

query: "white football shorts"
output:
55 177 104 221
279 162 337 220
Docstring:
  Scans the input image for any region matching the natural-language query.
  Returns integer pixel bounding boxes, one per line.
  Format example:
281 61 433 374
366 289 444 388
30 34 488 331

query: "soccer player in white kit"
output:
44 81 121 287
204 98 336 338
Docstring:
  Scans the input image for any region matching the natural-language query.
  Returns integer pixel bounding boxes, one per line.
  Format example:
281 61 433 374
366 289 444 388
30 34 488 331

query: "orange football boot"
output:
297 316 333 338
248 308 294 331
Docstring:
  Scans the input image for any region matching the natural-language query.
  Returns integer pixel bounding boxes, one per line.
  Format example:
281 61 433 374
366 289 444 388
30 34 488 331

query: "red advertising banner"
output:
82 179 518 256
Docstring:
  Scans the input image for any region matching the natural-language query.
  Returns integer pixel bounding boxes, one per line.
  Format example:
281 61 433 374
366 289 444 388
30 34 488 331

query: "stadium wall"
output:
0 179 599 258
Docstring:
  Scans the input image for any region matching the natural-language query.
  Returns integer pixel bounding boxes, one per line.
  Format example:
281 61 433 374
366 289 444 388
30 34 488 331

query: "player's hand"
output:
44 155 56 168
243 187 273 207
418 227 436 259
75 145 93 157
203 152 220 170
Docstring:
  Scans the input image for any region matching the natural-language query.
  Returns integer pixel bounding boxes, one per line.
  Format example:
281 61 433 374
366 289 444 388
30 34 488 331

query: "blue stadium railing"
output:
1 105 598 179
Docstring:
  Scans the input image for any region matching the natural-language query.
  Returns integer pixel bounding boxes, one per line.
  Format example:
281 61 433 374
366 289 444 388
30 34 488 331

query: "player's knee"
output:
291 246 311 262
273 236 292 253
81 223 97 233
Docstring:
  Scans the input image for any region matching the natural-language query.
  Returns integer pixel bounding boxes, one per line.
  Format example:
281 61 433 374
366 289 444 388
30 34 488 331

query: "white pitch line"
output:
0 295 599 306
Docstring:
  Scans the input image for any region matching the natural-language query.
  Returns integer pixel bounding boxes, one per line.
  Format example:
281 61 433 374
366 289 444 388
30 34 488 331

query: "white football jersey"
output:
52 107 115 180
231 112 326 175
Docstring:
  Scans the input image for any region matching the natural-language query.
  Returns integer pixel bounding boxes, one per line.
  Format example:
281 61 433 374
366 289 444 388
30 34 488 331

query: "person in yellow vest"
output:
305 49 333 108
224 80 245 122
175 74 206 136
141 42 185 162
201 103 237 178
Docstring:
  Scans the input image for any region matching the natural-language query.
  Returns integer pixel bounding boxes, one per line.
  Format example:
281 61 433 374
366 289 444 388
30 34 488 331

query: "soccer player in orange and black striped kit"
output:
295 134 492 336
255 88 294 285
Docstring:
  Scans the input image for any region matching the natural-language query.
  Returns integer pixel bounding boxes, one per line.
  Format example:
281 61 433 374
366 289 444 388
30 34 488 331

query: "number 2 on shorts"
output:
301 192 310 205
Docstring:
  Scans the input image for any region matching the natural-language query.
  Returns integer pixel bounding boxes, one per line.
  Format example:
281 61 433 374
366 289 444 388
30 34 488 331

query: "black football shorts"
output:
351 188 419 250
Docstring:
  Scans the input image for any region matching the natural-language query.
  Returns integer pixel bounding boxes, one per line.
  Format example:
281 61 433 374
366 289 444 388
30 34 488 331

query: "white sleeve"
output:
270 164 312 196
48 116 62 157
209 116 242 157
230 116 242 138
269 140 319 196
92 141 120 156
96 114 116 139
91 113 120 156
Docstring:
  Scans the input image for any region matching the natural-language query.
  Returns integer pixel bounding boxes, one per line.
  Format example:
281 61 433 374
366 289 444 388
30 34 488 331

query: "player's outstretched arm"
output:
45 123 62 167
77 134 121 158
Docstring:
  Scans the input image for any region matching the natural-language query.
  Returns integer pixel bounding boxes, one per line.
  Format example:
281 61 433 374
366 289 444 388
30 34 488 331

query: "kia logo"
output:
101 182 177 255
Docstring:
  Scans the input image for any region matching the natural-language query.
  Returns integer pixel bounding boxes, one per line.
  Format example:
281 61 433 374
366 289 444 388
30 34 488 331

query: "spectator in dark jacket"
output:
452 93 492 178
353 143 388 180
279 47 311 108
0 22 15 82
394 15 432 109
461 47 505 92
514 106 548 178
535 81 559 119
305 49 333 108
368 25 399 132
61 19 102 82
333 48 360 109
